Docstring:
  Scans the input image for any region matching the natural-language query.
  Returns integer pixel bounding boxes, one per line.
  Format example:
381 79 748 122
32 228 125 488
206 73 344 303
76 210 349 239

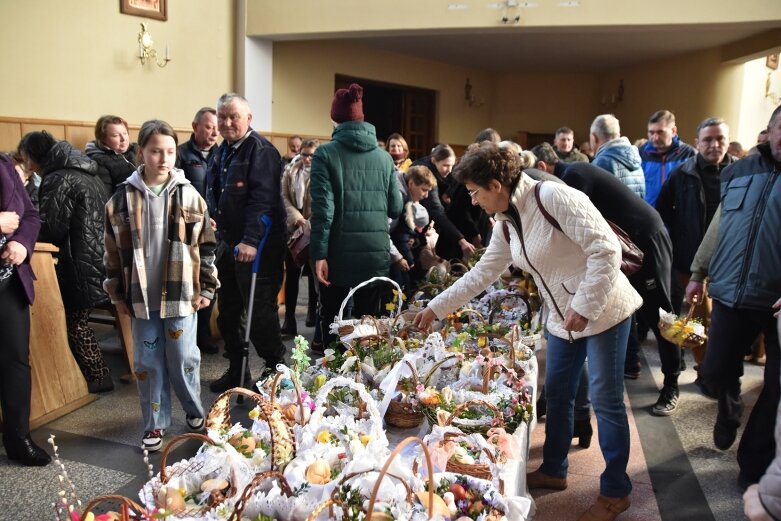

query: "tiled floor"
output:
0 284 767 520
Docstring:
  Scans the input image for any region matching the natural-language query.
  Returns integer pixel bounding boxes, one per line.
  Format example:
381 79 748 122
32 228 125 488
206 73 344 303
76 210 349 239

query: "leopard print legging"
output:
65 308 110 382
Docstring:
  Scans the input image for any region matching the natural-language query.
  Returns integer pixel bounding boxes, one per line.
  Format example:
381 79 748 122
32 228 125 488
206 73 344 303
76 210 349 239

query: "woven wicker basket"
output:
228 470 293 521
81 495 147 521
439 432 506 494
658 304 707 349
385 361 424 429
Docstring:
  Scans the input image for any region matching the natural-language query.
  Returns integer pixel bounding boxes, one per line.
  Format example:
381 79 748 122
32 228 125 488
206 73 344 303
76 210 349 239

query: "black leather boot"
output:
280 316 297 337
573 419 593 449
305 305 316 328
4 435 52 466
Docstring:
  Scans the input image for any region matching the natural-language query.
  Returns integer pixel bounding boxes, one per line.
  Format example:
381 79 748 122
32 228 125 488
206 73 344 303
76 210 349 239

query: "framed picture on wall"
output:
120 0 167 21
767 54 779 71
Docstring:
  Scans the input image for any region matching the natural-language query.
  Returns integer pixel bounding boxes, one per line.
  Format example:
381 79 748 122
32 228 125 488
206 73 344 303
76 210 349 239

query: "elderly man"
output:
640 110 696 206
657 117 735 371
590 114 646 198
206 93 287 391
553 127 589 163
686 105 781 490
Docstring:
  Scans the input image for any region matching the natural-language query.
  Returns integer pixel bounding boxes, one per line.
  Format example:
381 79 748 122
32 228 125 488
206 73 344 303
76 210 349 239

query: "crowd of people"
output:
0 81 780 521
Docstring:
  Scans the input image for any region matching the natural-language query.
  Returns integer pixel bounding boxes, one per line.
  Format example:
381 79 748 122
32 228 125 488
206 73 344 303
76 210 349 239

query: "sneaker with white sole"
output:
142 429 165 452
651 386 679 416
186 416 205 431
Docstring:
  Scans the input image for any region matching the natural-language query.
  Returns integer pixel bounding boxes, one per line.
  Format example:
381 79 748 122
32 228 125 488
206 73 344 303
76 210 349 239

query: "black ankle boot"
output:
305 306 316 327
573 419 593 449
4 435 52 466
280 317 297 337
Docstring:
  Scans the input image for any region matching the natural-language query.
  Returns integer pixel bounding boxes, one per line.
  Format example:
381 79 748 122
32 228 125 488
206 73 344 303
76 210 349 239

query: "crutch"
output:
236 214 272 404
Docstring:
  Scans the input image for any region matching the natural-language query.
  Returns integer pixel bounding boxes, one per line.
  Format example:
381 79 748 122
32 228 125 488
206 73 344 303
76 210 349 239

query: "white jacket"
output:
429 174 642 340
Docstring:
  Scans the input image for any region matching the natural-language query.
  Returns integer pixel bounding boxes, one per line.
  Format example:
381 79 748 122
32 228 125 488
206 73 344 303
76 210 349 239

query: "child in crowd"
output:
103 120 218 452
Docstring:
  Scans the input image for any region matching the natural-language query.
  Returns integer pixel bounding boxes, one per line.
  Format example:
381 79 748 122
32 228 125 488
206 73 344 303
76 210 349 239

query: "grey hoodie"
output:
125 167 191 312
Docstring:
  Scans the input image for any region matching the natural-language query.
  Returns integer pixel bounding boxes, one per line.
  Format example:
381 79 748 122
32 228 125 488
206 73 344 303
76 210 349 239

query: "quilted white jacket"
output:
429 174 642 341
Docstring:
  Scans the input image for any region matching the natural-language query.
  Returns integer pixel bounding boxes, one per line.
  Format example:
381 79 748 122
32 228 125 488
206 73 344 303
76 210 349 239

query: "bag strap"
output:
534 182 562 232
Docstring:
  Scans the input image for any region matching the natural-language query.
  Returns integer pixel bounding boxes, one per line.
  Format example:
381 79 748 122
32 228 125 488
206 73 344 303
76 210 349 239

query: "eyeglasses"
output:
468 187 481 199
301 153 314 158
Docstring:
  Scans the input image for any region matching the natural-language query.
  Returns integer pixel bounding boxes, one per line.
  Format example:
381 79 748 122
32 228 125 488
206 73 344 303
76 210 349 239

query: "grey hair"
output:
590 114 621 142
193 107 216 124
499 140 536 169
217 93 250 111
696 117 727 135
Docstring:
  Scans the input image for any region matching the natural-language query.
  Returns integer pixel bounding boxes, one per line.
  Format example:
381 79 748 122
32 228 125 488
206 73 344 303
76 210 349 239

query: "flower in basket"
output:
291 335 311 379
418 387 442 406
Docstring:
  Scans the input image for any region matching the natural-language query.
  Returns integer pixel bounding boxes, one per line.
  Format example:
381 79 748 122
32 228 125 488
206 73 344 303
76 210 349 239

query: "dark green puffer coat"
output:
310 121 402 287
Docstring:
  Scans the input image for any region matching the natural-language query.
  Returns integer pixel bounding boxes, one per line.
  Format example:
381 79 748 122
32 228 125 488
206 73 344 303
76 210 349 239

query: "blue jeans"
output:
132 313 205 431
542 318 632 498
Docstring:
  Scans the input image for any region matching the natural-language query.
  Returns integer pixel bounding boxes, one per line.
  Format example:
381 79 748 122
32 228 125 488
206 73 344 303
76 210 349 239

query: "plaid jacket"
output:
103 169 218 319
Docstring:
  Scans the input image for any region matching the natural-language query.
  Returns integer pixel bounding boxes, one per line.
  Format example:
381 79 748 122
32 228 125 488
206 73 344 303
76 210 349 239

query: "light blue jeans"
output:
541 317 632 498
131 313 204 432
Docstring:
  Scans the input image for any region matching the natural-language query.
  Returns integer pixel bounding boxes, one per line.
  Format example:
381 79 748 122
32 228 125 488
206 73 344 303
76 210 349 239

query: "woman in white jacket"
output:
414 142 642 521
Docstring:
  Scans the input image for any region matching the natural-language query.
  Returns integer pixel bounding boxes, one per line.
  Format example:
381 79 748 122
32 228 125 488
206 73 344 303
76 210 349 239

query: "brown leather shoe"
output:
526 468 567 490
578 495 631 521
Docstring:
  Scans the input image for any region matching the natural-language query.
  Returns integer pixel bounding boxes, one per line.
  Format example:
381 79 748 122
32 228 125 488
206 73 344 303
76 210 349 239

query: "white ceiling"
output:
336 22 781 72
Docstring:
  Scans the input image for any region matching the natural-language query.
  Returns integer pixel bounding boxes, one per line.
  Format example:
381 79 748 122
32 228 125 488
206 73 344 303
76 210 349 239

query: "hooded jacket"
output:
428 174 641 340
38 141 109 310
85 140 139 196
592 137 646 199
310 120 402 286
103 167 218 320
640 135 696 206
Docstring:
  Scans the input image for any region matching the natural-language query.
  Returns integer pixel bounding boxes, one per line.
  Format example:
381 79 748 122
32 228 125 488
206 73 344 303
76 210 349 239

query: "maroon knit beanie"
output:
330 83 365 124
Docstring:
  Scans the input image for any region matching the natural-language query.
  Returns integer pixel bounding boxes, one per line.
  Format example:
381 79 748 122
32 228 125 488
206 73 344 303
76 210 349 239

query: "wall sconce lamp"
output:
464 78 484 107
500 0 521 24
137 23 171 68
600 79 624 106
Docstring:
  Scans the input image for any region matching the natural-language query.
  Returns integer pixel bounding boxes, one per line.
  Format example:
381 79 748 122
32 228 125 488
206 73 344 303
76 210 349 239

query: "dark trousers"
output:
216 235 285 367
283 249 317 321
318 282 387 349
626 228 680 387
700 300 780 482
0 275 32 439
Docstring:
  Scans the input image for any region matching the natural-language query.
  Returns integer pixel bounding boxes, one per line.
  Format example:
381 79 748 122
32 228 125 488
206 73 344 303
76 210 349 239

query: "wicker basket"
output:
442 399 506 436
145 433 238 517
330 276 403 342
658 305 708 349
306 436 436 521
228 470 293 521
384 360 424 429
269 371 310 427
81 495 147 521
207 387 296 471
440 432 505 493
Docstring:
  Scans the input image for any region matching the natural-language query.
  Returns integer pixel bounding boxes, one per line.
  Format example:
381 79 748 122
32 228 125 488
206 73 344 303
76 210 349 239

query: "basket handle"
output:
229 470 293 521
422 354 458 387
306 498 339 521
270 371 308 427
366 436 435 521
206 387 267 432
159 433 215 484
444 399 505 428
81 495 147 521
337 276 402 321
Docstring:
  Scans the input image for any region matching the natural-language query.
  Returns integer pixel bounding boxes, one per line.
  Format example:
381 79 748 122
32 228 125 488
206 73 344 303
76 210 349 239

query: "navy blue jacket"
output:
177 135 217 199
206 130 286 248
708 142 780 310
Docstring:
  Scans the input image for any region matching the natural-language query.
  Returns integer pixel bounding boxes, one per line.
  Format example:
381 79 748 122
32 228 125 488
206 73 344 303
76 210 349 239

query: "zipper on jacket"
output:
735 168 778 306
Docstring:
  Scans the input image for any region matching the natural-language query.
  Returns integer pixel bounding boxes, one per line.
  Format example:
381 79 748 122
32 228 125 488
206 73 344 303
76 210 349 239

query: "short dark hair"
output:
431 143 455 162
193 107 216 124
769 105 781 127
17 131 57 167
530 142 559 166
453 141 522 188
648 110 676 126
555 127 573 137
696 117 726 135
474 128 501 144
95 115 129 144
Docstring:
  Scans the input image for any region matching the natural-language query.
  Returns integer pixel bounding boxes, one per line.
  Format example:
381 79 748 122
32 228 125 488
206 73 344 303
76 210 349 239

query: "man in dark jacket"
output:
640 109 697 206
17 132 113 393
177 107 220 355
207 93 287 392
656 117 734 369
553 126 589 163
310 83 402 350
685 105 781 489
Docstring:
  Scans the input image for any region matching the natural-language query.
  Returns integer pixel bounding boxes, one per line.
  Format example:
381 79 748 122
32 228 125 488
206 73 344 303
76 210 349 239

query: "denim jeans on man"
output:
542 317 632 498
132 313 205 432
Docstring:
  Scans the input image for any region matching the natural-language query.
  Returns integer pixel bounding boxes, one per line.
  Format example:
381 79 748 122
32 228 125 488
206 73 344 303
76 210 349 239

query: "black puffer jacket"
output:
38 141 109 310
85 140 139 197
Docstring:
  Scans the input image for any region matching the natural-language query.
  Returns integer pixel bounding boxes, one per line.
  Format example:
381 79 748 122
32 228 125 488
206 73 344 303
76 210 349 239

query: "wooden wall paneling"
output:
0 122 22 154
65 125 95 151
20 123 66 141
